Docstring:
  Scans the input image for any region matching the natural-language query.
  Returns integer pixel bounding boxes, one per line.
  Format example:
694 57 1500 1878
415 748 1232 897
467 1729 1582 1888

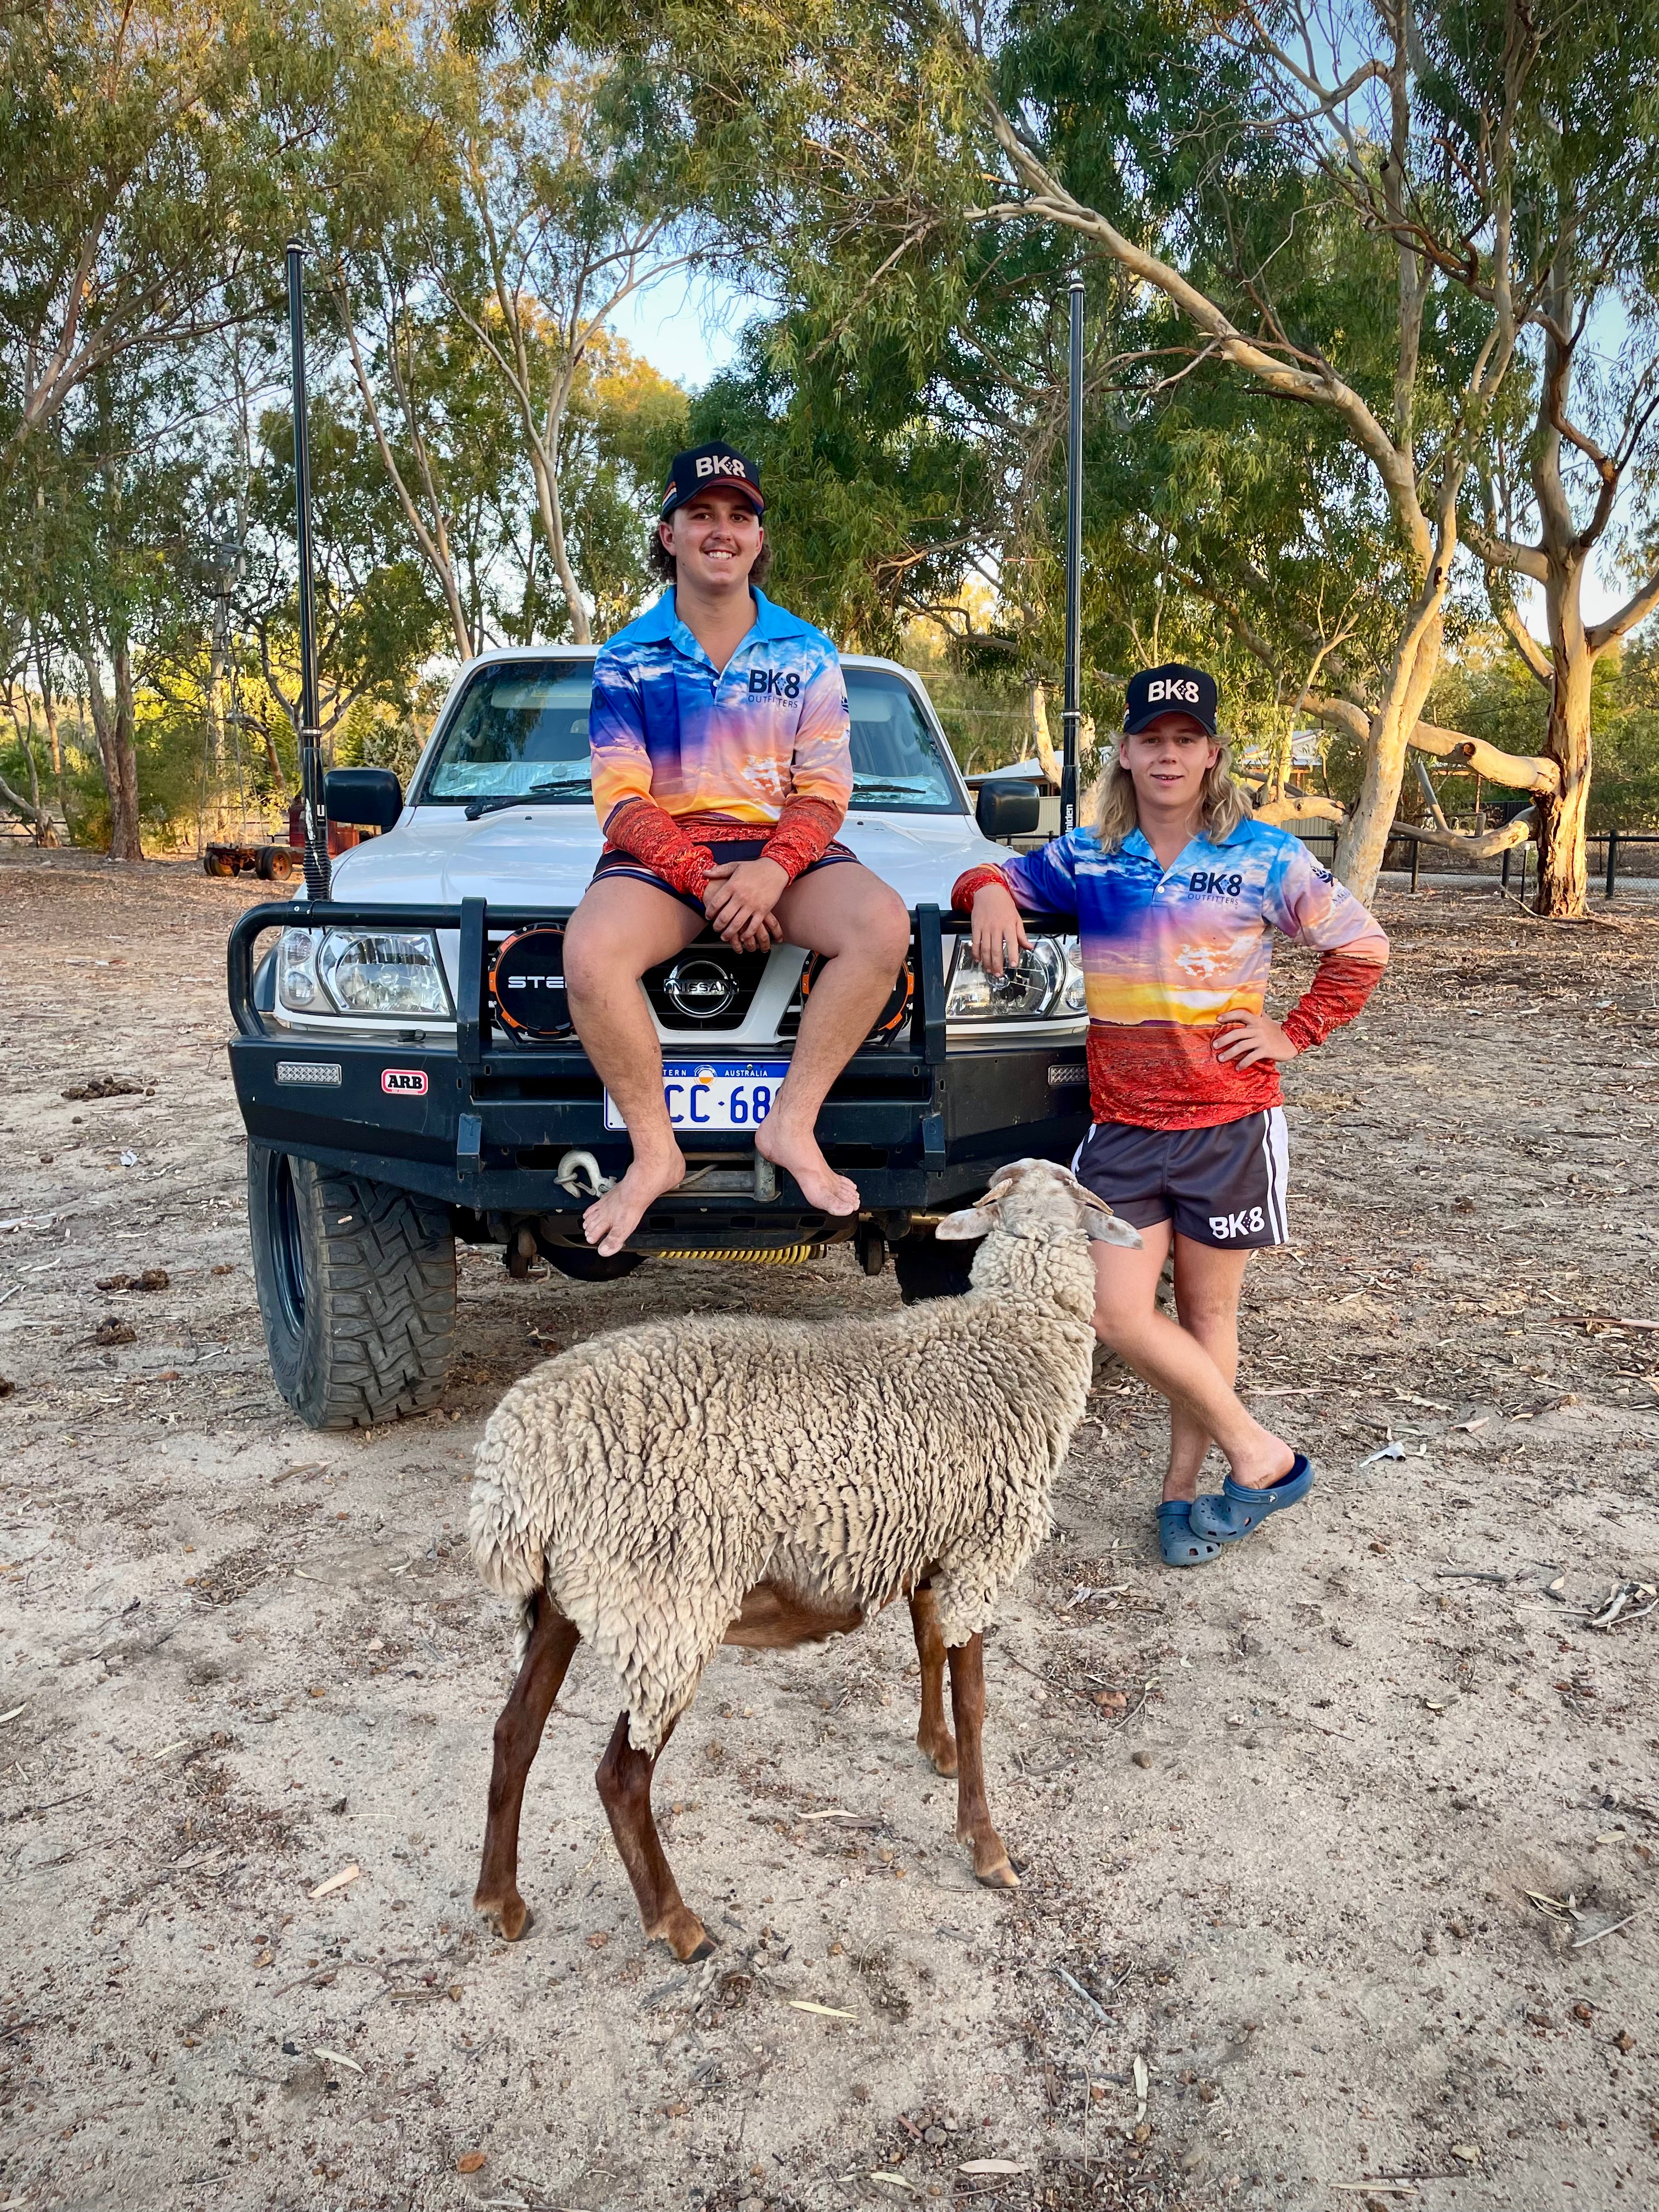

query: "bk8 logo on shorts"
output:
1209 1207 1266 1240
1189 870 1243 897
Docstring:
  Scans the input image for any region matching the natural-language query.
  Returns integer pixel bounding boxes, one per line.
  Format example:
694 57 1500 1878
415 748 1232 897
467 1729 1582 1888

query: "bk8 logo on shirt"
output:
1189 870 1244 897
1209 1206 1266 1240
748 668 802 699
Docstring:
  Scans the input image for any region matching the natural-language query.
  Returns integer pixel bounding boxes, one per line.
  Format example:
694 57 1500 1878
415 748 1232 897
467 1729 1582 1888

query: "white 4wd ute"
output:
227 646 1090 1429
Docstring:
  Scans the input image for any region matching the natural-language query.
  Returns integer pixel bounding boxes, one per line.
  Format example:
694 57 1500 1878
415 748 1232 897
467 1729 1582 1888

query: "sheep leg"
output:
594 1712 714 1963
473 1593 581 1942
908 1585 957 1776
947 1634 1019 1889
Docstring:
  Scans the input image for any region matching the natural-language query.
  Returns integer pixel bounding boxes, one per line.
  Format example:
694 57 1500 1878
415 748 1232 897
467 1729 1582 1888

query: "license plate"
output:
604 1059 788 1133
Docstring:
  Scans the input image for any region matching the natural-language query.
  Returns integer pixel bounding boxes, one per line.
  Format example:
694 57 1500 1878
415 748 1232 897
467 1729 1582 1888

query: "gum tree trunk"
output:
1336 602 1446 902
1535 605 1593 917
82 645 143 860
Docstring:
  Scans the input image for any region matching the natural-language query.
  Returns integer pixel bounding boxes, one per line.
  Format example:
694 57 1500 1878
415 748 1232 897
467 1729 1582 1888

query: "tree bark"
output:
1536 612 1593 917
1336 594 1446 901
82 647 143 860
1520 255 1595 918
1029 682 1058 783
1407 723 1559 793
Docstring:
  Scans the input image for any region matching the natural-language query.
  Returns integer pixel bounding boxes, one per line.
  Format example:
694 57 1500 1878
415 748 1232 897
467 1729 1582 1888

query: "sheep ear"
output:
936 1203 998 1242
1085 1207 1142 1248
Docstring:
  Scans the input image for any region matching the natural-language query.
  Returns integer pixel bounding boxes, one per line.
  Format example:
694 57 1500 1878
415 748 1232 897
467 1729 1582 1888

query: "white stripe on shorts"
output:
1260 1106 1289 1241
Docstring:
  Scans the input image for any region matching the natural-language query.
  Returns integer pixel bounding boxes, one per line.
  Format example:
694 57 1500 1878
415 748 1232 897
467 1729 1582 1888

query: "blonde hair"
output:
1091 734 1254 852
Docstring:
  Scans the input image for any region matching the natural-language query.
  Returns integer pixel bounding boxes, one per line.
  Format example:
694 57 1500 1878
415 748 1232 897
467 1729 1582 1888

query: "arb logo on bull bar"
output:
381 1068 428 1096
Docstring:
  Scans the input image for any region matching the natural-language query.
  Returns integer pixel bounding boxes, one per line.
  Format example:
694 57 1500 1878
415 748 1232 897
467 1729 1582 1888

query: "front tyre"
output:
247 1145 456 1430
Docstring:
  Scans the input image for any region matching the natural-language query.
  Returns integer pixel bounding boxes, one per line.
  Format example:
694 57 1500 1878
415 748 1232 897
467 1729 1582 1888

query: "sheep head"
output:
935 1158 1142 1252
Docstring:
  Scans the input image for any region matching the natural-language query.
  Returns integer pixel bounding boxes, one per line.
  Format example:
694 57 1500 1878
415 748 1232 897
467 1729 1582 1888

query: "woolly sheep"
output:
467 1156 1140 1961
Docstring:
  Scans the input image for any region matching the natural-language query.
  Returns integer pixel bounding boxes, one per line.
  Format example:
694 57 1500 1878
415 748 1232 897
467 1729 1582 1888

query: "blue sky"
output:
610 268 747 388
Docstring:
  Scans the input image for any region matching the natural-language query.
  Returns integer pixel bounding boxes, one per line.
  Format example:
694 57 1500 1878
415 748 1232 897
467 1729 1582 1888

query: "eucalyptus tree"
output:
552 0 1635 896
433 48 708 642
235 391 450 764
1452 6 1659 913
0 0 314 482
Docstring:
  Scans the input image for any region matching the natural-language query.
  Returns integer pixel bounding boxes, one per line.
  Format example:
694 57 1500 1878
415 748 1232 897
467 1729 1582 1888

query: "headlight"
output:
948 934 1070 1019
277 928 452 1018
318 930 453 1016
279 928 321 1008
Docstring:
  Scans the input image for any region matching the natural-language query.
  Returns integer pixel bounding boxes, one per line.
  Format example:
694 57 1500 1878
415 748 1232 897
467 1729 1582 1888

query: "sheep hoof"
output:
974 1857 1022 1891
475 1891 532 1942
650 1907 716 1962
917 1731 958 1778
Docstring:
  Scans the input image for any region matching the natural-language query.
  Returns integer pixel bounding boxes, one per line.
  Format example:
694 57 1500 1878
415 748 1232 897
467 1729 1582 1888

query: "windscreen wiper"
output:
464 778 590 820
849 781 939 805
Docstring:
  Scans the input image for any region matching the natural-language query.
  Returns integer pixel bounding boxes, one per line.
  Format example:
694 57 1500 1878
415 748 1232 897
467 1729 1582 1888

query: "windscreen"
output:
419 658 962 812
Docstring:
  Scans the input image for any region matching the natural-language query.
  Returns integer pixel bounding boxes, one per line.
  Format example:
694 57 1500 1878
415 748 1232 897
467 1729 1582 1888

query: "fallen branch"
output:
1572 1909 1640 1949
1052 1964 1109 2023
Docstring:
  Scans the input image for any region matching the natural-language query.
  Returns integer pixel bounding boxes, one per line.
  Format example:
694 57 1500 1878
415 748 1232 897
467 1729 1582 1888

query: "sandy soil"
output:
2 847 1657 2212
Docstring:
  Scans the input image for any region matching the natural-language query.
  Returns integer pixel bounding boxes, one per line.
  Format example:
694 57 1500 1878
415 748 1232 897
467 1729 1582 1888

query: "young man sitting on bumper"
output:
564 441 911 1257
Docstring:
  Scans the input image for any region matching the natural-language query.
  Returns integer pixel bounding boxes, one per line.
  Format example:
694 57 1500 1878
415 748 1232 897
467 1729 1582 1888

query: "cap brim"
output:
661 481 765 519
1122 706 1216 737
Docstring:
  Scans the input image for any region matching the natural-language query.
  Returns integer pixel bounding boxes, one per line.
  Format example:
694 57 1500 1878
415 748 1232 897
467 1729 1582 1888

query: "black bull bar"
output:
225 899 1090 1227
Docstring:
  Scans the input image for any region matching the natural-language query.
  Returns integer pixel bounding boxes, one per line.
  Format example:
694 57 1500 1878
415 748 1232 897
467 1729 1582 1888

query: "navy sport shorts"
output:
1071 1108 1289 1249
591 834 856 917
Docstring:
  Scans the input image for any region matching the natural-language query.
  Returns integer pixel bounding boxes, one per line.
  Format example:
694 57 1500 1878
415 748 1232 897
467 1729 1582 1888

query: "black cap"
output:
1122 663 1218 737
660 441 765 520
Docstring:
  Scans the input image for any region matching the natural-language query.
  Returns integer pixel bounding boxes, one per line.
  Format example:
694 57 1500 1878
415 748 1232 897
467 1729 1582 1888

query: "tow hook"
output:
554 1148 613 1199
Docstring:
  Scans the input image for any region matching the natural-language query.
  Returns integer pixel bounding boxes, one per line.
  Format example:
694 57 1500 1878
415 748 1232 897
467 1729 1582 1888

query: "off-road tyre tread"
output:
249 1145 456 1430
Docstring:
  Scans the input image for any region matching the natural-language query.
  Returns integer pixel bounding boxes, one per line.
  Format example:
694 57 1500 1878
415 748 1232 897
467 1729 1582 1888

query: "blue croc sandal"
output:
1189 1454 1315 1544
1158 1500 1224 1568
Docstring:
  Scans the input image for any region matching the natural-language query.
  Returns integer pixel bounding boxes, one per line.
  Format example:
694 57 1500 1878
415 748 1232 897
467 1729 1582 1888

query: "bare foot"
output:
583 1146 684 1257
754 1111 859 1218
1228 1438 1298 1490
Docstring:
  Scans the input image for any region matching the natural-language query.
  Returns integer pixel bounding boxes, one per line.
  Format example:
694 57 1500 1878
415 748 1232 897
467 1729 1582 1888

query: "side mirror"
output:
975 781 1041 839
325 766 403 831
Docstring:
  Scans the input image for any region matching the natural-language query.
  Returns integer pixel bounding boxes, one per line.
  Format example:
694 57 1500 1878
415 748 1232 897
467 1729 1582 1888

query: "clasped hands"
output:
702 855 789 952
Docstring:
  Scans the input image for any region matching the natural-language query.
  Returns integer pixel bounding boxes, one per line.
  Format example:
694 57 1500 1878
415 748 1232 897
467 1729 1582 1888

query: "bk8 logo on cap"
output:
1148 678 1200 704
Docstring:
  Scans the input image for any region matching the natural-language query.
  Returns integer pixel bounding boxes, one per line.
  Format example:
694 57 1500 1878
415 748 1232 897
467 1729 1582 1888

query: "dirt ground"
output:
2 847 1657 2212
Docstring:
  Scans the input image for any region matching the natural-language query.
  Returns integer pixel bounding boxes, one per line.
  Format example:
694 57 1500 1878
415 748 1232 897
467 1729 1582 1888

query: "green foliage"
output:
1427 627 1659 828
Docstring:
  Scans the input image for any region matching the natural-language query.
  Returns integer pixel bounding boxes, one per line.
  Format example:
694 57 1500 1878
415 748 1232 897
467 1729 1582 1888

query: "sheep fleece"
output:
470 1241 1095 1752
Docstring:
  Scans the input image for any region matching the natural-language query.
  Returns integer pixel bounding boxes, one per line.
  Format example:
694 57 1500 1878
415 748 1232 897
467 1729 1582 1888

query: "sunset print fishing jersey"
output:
589 588 853 899
953 819 1389 1131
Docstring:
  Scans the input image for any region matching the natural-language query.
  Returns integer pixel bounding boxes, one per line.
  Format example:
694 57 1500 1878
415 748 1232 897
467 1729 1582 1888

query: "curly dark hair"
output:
648 521 772 589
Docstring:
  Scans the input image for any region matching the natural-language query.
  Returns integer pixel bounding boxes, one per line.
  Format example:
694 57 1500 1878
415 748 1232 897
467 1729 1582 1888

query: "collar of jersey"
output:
1121 820 1252 865
629 585 815 665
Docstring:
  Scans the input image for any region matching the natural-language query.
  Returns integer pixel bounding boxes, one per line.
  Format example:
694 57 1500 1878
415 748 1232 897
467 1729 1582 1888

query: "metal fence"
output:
1290 822 1659 899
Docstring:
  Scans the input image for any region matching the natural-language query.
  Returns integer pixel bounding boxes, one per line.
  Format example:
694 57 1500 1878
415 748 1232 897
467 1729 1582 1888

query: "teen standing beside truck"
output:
955 664 1389 1567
